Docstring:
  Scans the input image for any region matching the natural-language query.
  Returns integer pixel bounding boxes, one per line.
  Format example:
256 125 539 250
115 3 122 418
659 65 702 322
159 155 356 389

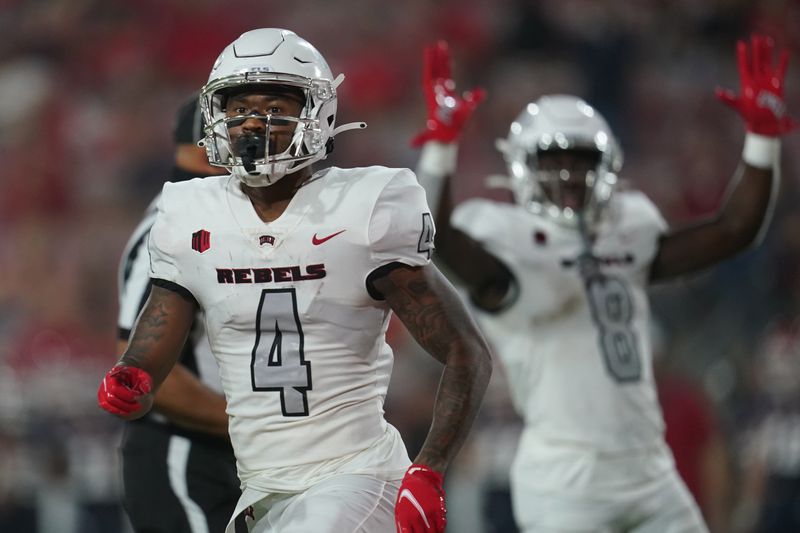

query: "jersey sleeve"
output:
148 184 194 296
449 198 523 311
629 190 668 234
451 198 513 244
368 169 435 270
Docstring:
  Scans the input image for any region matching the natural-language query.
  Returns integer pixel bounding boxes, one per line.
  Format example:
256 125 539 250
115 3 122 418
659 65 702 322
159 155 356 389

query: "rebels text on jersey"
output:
148 166 434 492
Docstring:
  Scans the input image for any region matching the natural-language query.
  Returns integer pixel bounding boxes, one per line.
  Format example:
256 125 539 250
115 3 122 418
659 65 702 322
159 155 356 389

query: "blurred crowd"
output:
2 1 800 531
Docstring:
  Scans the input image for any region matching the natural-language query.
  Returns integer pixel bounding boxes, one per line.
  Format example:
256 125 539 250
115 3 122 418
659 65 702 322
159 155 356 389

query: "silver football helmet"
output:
199 28 365 187
495 95 623 227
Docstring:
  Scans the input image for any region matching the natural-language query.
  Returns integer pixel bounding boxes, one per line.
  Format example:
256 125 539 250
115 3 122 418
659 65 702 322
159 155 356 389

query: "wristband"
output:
418 142 458 177
416 142 457 214
743 132 779 168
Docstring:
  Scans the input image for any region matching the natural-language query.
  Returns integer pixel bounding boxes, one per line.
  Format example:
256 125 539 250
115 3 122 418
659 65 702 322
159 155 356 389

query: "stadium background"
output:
1 1 799 531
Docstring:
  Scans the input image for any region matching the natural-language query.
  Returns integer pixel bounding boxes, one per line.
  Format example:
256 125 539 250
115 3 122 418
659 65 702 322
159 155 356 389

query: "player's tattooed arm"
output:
650 164 774 282
373 263 492 473
120 283 197 388
433 179 516 311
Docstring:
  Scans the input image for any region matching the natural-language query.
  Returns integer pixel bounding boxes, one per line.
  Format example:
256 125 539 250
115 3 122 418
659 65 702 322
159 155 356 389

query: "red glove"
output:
97 365 153 418
715 34 795 136
395 464 446 533
411 41 486 147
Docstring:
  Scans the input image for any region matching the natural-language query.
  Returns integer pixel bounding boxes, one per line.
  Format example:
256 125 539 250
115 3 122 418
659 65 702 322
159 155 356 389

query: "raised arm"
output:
651 35 794 282
99 283 197 420
371 262 491 533
412 42 515 311
649 161 775 282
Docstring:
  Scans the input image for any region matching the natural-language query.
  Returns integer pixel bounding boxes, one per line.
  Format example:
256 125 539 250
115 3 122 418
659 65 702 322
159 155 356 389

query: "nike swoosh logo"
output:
312 230 346 245
398 489 430 528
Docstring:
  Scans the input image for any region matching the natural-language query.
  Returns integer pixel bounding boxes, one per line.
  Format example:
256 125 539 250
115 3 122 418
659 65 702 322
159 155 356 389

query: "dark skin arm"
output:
650 163 774 282
116 339 228 437
117 284 198 416
433 178 516 311
372 263 492 473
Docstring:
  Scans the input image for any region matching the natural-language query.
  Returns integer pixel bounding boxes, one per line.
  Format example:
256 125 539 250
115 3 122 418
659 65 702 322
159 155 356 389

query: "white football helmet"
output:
495 95 622 227
199 28 365 187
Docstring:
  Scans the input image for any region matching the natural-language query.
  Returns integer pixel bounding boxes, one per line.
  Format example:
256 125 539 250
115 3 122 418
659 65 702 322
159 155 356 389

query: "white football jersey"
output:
148 166 434 492
452 190 667 453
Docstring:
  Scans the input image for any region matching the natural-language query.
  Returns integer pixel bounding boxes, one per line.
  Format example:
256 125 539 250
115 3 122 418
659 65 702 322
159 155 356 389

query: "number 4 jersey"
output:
148 166 434 492
451 190 668 454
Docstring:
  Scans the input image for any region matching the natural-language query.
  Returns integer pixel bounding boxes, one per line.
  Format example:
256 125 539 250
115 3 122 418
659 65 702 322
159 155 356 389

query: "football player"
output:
411 36 793 532
99 28 492 533
116 94 239 533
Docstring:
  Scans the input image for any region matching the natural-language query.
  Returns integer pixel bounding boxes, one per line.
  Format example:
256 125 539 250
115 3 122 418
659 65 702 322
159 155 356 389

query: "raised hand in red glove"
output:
98 365 153 420
411 41 486 147
395 464 446 533
716 34 795 136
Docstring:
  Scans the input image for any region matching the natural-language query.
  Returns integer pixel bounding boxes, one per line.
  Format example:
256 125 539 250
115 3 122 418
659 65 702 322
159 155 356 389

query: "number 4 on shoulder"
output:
418 213 435 259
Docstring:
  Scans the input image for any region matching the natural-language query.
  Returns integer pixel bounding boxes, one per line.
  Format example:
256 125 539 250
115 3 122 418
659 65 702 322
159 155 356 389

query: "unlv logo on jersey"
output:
192 229 211 253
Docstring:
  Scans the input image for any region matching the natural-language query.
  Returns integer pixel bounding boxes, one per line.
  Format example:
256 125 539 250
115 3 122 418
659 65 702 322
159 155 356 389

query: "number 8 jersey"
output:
148 166 433 493
451 190 668 454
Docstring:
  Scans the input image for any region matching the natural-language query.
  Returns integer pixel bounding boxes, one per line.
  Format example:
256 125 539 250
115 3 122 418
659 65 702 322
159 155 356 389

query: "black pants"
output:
121 420 241 533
